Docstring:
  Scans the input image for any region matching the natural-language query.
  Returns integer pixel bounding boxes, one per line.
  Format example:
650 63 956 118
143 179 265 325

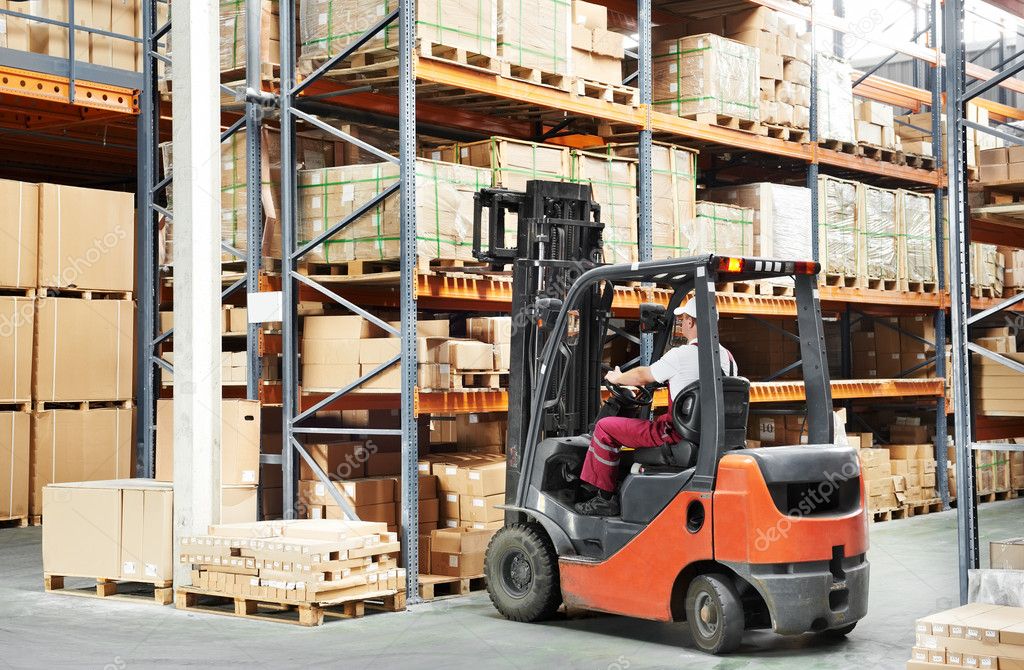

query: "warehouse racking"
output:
6 0 1024 603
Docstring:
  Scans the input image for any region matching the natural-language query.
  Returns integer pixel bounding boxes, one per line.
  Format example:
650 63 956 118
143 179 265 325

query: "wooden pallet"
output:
823 273 861 288
978 490 1018 504
763 124 810 143
715 280 756 295
972 285 999 299
500 62 570 91
416 41 500 73
0 286 37 298
0 401 30 413
903 499 945 517
755 281 794 297
855 142 900 163
36 287 132 300
417 574 487 601
570 77 638 105
682 112 762 134
819 138 858 155
33 399 133 413
906 280 938 293
297 256 487 277
45 575 174 605
902 152 937 170
29 515 41 526
219 61 280 84
866 277 900 291
870 506 907 523
448 370 508 391
174 587 404 626
0 516 28 529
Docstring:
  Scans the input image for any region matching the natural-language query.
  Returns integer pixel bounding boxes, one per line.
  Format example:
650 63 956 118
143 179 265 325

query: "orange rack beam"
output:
0 64 138 115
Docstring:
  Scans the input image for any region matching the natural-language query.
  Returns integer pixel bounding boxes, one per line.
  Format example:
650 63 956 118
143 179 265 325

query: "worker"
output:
575 299 737 516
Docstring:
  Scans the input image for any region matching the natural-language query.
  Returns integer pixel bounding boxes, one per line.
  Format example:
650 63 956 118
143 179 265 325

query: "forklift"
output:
472 181 869 654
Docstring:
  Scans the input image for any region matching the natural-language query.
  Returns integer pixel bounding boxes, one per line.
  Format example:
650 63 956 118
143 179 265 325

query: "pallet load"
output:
497 0 571 81
220 0 278 75
427 452 506 529
979 146 1024 185
719 318 800 380
590 143 696 261
858 184 899 290
1000 246 1024 293
652 33 760 127
298 160 491 265
154 399 261 522
0 179 38 291
816 53 855 145
42 479 174 604
973 344 1024 417
817 175 859 284
859 448 901 513
177 519 404 625
569 0 624 86
854 99 898 151
0 412 29 526
896 103 993 168
689 202 755 258
909 604 1024 669
899 190 938 292
887 444 938 505
972 242 1005 298
571 150 638 264
299 0 497 67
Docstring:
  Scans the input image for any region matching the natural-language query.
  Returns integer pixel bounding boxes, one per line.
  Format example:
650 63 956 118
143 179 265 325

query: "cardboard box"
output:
429 527 492 577
440 491 460 519
459 493 504 523
572 0 606 30
31 407 134 516
448 340 495 371
366 450 401 476
980 163 1009 183
155 399 260 486
464 461 506 496
891 424 929 444
0 297 32 402
37 184 135 291
467 316 512 344
34 298 135 401
0 180 38 289
120 484 174 581
0 411 29 519
990 538 1024 570
299 476 395 507
305 315 383 340
298 440 369 480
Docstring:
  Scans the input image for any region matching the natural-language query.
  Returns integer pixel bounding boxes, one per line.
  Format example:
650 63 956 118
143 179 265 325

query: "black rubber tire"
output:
825 622 857 637
685 574 745 654
485 523 562 622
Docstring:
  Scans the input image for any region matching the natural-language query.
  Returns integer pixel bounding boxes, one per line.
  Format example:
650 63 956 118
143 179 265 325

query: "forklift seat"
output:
632 377 751 468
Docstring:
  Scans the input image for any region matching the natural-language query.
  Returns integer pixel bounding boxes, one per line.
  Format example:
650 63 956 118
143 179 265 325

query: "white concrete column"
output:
171 0 222 587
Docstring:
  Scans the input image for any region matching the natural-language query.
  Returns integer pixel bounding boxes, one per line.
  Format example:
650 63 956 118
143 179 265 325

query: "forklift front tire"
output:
685 574 745 654
485 523 562 622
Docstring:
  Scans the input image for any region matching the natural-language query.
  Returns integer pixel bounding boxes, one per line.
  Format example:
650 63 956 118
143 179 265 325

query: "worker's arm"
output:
605 365 656 387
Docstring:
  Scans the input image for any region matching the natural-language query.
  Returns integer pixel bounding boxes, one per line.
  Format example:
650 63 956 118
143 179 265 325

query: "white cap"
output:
673 299 718 321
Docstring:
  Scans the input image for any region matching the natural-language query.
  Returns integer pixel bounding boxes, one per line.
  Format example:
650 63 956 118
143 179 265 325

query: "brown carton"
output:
429 527 492 577
30 407 134 516
42 482 122 578
459 493 505 523
37 184 135 291
0 297 32 402
34 298 135 401
0 412 29 519
298 441 369 480
0 180 38 289
155 399 260 486
120 485 174 582
464 461 506 496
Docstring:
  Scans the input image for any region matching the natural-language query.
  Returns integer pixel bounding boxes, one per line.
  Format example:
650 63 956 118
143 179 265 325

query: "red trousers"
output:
580 412 676 492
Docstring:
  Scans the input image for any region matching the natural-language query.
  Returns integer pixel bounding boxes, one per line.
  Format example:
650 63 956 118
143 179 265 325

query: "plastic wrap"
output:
705 183 811 259
691 202 754 257
859 185 898 281
816 53 855 143
298 159 491 262
300 0 497 63
972 242 1004 294
652 33 759 121
968 569 1024 607
898 190 936 284
497 0 570 74
594 142 696 260
818 176 858 276
571 150 638 264
220 0 278 72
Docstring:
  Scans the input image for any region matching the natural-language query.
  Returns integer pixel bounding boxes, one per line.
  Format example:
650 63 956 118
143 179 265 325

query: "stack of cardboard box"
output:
159 307 275 387
497 0 571 77
910 604 1024 669
719 318 800 381
851 316 936 379
569 0 624 85
19 0 141 72
896 103 996 166
979 146 1024 184
219 0 278 73
972 243 1005 298
818 175 860 280
887 444 938 504
181 520 402 602
859 448 901 512
999 246 1024 291
28 183 136 522
571 150 638 263
155 399 261 522
858 184 899 285
899 190 938 289
705 183 812 261
854 100 898 149
690 202 756 258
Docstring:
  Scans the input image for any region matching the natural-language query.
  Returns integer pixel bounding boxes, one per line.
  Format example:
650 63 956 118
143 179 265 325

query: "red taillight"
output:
718 257 744 273
793 261 819 275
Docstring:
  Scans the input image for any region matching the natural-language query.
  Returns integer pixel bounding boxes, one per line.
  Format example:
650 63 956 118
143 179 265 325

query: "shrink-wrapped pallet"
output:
299 0 498 63
858 184 898 282
897 190 936 286
705 183 811 259
220 0 279 73
652 33 759 122
690 202 755 257
816 53 855 143
817 176 858 277
571 150 638 264
298 159 492 262
497 0 570 74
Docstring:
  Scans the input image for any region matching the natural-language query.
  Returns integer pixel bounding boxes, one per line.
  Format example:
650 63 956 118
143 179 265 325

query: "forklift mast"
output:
472 180 606 505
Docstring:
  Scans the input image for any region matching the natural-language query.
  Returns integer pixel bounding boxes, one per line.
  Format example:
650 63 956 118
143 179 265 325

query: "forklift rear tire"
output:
485 523 562 622
685 574 745 654
824 622 857 638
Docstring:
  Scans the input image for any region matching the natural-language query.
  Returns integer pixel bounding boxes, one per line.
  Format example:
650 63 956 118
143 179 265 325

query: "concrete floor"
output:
0 500 1021 670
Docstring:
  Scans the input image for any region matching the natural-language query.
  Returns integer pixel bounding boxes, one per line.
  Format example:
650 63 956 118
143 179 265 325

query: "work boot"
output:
574 492 619 516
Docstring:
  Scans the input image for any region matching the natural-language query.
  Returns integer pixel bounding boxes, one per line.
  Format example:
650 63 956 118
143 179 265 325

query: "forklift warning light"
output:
717 257 744 273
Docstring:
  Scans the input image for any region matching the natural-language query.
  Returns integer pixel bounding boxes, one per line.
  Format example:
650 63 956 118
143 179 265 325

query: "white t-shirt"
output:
649 341 737 401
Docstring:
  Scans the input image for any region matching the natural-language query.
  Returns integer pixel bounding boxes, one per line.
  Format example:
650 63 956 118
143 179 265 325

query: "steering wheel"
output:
603 381 655 408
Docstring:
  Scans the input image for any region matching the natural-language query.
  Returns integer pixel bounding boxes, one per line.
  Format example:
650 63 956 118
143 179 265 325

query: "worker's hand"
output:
605 366 623 385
